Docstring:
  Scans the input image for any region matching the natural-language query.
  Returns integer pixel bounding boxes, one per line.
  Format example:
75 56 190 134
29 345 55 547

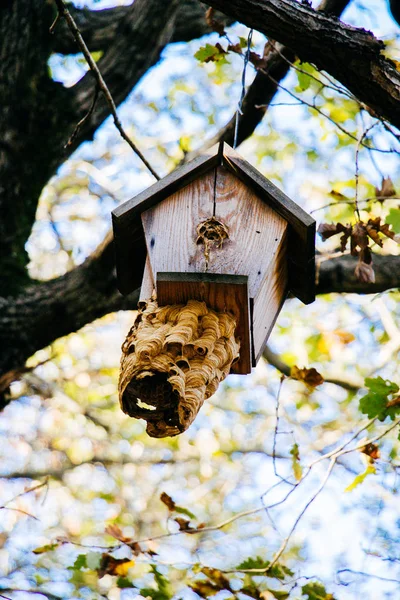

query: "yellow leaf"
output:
345 465 376 492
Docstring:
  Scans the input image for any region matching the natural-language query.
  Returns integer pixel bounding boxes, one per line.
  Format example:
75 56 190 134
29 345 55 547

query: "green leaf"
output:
140 565 172 600
236 557 293 580
70 554 87 570
174 505 196 519
194 44 228 64
365 376 399 396
359 377 399 420
117 576 135 589
236 556 270 570
345 465 376 492
386 208 400 233
359 391 387 419
302 581 335 599
267 590 290 599
290 443 303 481
239 36 248 48
32 542 59 554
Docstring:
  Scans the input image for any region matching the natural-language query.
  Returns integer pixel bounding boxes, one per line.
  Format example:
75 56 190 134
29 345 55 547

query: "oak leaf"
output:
205 7 226 36
160 491 175 511
375 176 396 199
290 366 324 388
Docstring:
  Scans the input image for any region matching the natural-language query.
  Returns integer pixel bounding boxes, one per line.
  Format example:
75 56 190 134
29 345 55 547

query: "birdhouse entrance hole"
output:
112 143 315 437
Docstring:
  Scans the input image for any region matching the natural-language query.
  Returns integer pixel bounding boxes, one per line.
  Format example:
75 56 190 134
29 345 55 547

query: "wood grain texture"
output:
252 228 288 363
222 144 315 304
157 273 251 374
112 151 219 295
141 167 288 297
139 255 155 303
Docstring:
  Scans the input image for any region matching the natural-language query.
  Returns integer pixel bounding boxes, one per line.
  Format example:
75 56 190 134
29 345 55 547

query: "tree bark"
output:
202 0 400 130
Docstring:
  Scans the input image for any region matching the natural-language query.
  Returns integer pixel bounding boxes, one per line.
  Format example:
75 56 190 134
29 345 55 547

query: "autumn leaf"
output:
345 465 376 492
317 222 351 252
97 553 135 578
361 443 380 463
291 366 324 388
190 580 221 598
32 542 59 554
174 517 193 531
194 43 228 63
201 567 232 591
227 42 243 55
375 176 396 199
354 260 375 284
290 443 303 481
105 524 131 544
160 492 175 511
205 7 226 36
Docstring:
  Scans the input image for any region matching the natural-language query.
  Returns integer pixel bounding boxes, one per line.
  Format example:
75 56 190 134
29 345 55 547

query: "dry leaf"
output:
355 260 375 283
205 7 226 36
98 553 135 578
290 366 324 388
333 329 355 344
375 177 396 199
160 492 176 511
105 524 131 544
201 567 232 591
361 443 380 462
317 222 351 252
174 517 193 531
227 43 242 55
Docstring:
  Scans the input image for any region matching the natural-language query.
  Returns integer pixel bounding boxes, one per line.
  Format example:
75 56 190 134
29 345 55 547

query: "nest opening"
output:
118 298 240 438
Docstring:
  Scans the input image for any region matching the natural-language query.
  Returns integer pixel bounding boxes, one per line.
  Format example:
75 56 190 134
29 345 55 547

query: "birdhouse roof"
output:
112 142 315 304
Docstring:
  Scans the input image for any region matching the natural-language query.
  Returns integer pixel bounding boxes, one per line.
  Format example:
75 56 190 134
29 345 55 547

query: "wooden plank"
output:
221 144 315 304
157 272 251 374
139 255 155 303
141 170 215 279
253 229 288 362
112 151 219 295
213 166 288 298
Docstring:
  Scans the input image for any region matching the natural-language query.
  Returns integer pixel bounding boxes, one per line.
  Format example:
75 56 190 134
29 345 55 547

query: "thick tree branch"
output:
202 0 400 130
52 2 233 54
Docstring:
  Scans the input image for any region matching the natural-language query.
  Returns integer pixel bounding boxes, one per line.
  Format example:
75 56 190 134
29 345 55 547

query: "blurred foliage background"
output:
1 1 400 599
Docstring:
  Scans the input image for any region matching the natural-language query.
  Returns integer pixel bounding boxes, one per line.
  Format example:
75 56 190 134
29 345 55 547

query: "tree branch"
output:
202 0 400 130
52 2 233 54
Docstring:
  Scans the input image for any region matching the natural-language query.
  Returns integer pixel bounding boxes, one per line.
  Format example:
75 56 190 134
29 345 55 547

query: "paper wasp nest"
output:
118 299 240 438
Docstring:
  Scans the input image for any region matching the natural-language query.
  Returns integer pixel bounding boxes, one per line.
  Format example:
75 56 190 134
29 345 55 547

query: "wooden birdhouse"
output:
112 143 315 437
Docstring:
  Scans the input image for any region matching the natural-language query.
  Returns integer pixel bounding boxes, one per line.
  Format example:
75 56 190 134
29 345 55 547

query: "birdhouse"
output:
112 143 315 437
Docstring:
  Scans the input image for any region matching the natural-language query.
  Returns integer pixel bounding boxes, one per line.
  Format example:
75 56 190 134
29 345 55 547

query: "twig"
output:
310 196 400 214
355 123 378 219
49 12 60 35
53 0 160 180
272 376 294 485
337 568 400 585
65 85 99 149
261 74 397 154
270 458 335 568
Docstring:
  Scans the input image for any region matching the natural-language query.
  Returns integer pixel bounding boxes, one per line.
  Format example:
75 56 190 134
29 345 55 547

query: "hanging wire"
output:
233 28 253 149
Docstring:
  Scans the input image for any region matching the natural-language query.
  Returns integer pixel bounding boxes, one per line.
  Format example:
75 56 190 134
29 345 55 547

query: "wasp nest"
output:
119 299 240 438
